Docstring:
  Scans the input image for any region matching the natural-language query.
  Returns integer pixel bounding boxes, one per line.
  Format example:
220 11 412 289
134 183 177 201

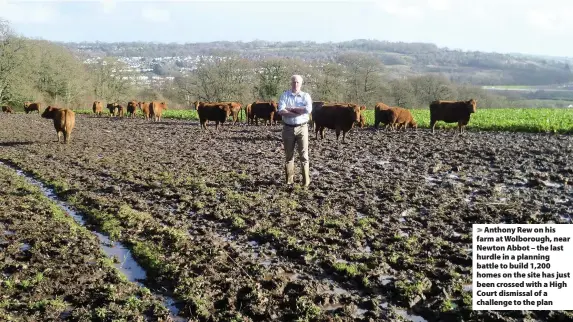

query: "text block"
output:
473 224 572 310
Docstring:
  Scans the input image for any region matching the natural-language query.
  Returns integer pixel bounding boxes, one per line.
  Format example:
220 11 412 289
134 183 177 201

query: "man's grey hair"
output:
291 75 303 83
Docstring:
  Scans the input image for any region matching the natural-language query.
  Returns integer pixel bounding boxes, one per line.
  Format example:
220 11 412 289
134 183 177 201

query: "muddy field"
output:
0 113 572 321
0 161 172 320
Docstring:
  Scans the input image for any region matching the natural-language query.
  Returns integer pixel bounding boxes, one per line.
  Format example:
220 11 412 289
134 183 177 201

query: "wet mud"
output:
1 113 572 321
0 162 172 321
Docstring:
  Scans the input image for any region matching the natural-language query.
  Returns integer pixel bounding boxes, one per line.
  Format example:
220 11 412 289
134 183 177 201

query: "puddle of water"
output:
452 231 462 237
247 240 259 247
399 217 406 223
96 233 146 282
321 303 345 311
164 297 181 317
353 308 368 318
446 174 459 180
395 309 428 322
322 280 351 296
19 243 31 251
2 162 184 321
541 180 562 188
328 287 350 296
400 208 415 217
3 230 15 236
280 272 300 281
554 198 568 204
378 275 394 286
559 214 572 223
376 161 390 165
424 176 440 182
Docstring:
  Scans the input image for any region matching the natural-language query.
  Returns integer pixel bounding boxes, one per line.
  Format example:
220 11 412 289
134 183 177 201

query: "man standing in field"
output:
277 75 313 187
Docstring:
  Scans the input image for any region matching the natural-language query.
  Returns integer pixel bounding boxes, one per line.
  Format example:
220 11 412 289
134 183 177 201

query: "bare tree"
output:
175 56 253 103
389 79 417 108
336 52 384 105
88 57 133 103
28 40 90 107
313 62 345 102
0 19 26 105
253 58 291 101
410 74 455 105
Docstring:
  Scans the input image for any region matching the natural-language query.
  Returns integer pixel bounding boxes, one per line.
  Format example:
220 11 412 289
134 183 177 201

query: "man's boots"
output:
302 163 311 187
285 163 294 185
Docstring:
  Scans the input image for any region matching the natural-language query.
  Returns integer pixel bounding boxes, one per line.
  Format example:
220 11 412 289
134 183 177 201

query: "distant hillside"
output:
59 39 573 87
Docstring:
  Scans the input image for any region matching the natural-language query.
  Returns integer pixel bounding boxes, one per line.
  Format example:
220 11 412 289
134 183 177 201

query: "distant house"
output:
568 104 573 108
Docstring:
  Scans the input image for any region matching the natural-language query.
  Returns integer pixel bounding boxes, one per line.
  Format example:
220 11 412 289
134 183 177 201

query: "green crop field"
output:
74 108 573 134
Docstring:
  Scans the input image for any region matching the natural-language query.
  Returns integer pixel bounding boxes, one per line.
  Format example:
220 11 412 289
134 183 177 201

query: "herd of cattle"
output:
191 98 477 141
0 98 477 144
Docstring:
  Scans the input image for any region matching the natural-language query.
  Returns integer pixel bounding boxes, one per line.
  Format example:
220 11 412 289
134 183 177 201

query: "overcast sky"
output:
1 0 572 58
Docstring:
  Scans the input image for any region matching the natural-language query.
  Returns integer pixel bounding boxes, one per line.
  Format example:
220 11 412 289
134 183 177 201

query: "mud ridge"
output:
0 160 186 322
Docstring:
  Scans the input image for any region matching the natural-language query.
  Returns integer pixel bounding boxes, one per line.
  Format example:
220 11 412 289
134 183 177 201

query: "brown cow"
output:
396 109 417 130
1 106 13 113
106 103 118 116
250 101 279 126
138 102 151 120
117 104 125 118
374 102 392 129
127 101 138 118
312 103 362 143
219 101 242 124
24 102 41 114
429 99 477 133
309 101 326 129
376 106 417 131
149 101 167 122
92 101 103 117
196 102 231 130
355 105 366 128
41 106 76 144
245 103 253 125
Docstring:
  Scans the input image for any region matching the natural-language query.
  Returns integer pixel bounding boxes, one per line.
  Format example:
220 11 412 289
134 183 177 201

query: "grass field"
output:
75 107 573 134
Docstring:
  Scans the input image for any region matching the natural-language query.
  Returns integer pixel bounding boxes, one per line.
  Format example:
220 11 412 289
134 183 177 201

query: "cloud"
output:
375 0 424 19
100 0 116 14
526 6 573 33
373 0 452 19
141 5 170 23
0 1 59 24
427 0 451 11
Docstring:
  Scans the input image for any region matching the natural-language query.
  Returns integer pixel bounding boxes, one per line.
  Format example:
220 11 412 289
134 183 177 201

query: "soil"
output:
1 113 572 321
0 161 172 321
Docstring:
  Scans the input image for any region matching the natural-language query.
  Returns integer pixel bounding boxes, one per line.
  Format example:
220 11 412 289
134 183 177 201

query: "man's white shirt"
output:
277 90 313 125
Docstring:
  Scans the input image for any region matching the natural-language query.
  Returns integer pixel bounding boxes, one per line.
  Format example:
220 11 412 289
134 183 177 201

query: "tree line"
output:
62 39 573 87
0 20 565 112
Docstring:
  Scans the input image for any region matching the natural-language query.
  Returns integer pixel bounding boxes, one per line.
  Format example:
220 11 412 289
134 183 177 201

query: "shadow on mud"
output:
0 141 35 147
226 136 281 143
134 121 198 127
